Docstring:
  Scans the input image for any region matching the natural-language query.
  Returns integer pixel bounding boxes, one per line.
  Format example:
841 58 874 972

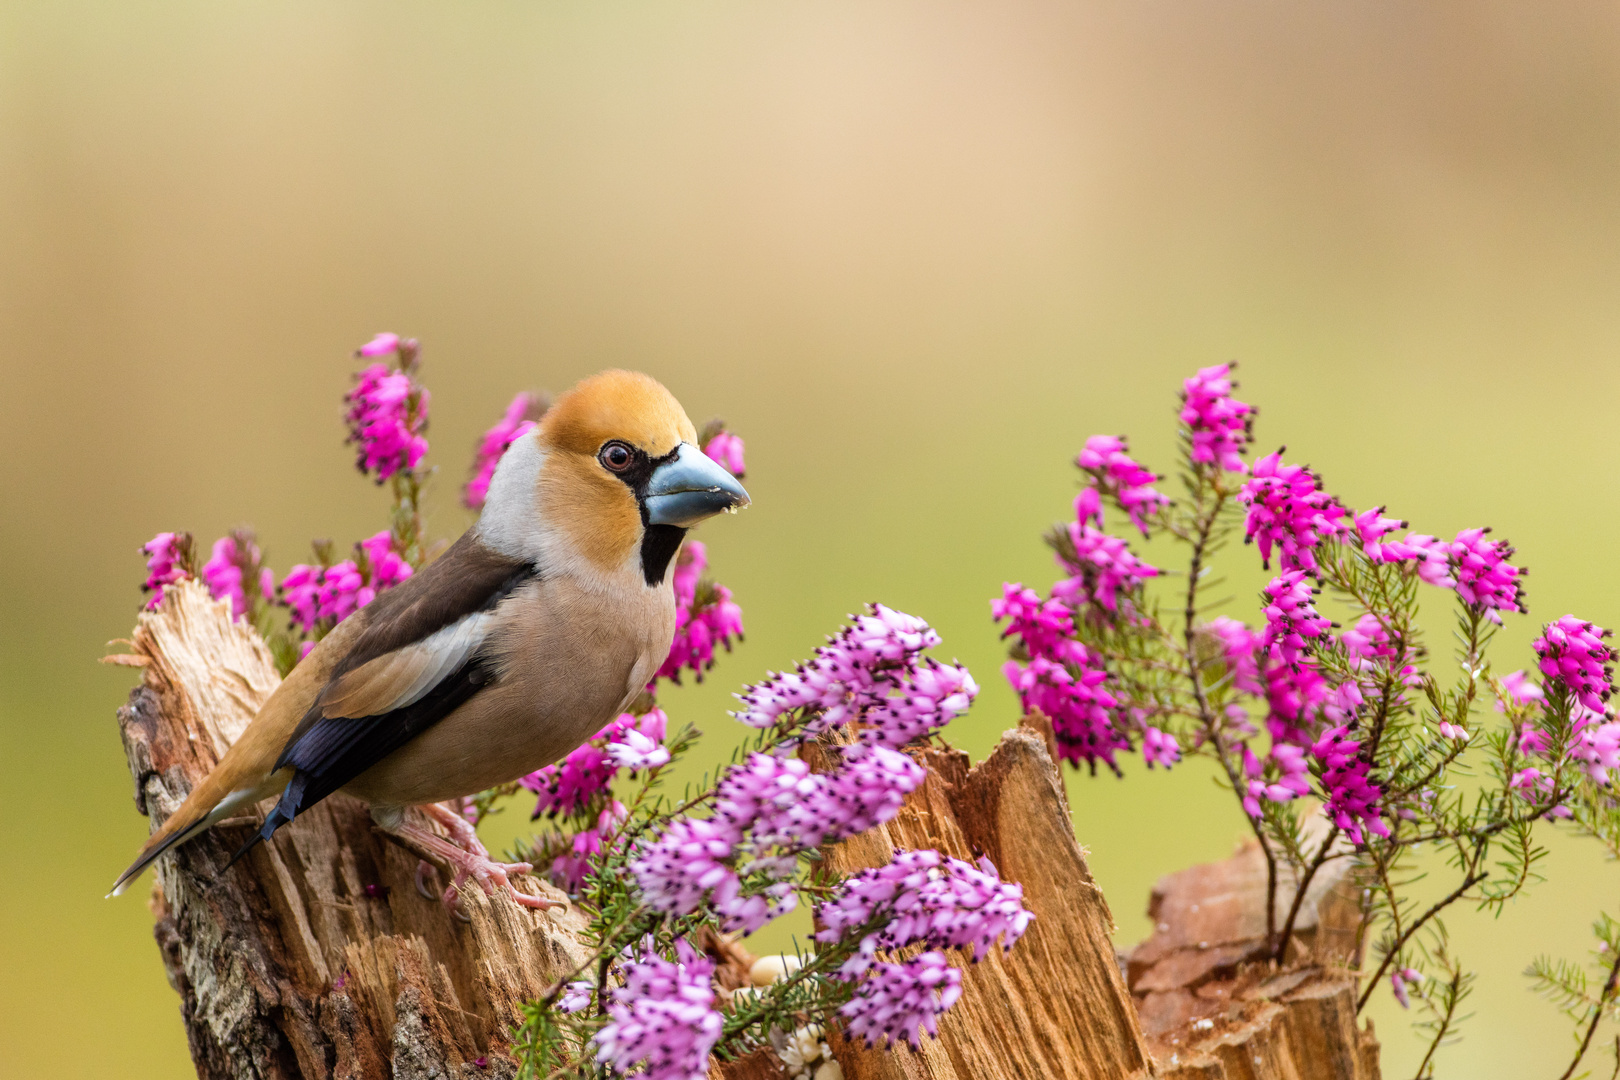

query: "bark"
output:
112 581 1382 1080
1126 835 1380 1080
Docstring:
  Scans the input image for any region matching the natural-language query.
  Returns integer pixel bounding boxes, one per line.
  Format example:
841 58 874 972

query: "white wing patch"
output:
319 612 495 720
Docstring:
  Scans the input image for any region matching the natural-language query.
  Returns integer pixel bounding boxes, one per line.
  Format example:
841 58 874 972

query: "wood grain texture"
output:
116 580 591 1080
810 724 1155 1080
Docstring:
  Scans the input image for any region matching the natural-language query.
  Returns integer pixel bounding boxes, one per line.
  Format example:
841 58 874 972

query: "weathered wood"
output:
1127 838 1380 1080
811 724 1155 1080
114 580 592 1080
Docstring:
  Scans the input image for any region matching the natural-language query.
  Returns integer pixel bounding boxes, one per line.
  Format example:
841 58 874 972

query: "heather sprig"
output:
508 605 1025 1079
993 362 1608 1072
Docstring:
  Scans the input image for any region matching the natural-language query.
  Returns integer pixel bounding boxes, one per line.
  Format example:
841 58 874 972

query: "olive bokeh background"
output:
6 2 1620 1076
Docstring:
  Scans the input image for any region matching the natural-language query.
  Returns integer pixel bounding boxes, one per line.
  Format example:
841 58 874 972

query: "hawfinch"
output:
111 370 749 909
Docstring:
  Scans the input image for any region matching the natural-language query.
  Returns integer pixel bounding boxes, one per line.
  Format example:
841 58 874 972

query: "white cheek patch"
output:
478 434 547 563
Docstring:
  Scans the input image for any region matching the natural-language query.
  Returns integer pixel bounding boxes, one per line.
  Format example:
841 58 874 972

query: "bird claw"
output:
406 801 565 915
438 851 564 913
415 860 440 901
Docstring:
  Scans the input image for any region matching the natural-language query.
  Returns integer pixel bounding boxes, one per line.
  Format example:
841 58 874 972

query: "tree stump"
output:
110 580 591 1080
109 580 1382 1080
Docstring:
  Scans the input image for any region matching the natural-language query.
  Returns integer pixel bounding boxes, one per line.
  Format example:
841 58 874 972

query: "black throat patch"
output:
640 524 687 586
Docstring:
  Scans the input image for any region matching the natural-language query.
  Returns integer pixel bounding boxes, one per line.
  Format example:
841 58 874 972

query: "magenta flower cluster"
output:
201 532 276 620
346 335 428 483
814 849 1032 1047
731 604 976 740
518 709 669 890
1309 726 1390 844
632 734 931 931
1260 571 1331 667
1179 363 1254 472
594 939 723 1080
140 532 194 610
1238 452 1349 572
524 710 670 819
1533 616 1615 715
656 541 745 684
1075 435 1169 536
634 607 975 933
1052 514 1160 617
279 531 414 634
702 429 746 478
464 391 541 510
994 583 1130 771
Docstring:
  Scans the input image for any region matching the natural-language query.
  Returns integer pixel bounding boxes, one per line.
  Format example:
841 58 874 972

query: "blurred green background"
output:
4 1 1620 1076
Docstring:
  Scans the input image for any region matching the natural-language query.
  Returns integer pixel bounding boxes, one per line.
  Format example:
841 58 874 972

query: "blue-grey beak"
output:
645 442 751 527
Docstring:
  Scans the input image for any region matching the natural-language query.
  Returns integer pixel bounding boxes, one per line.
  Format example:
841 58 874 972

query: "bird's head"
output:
477 370 750 586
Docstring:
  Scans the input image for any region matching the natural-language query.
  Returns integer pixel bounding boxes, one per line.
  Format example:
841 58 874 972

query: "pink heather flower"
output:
715 743 924 855
356 332 401 357
1179 363 1254 473
1401 534 1456 587
630 818 737 917
606 728 671 772
1310 726 1389 845
1260 571 1332 667
1241 743 1311 817
1003 654 1126 773
1052 520 1160 616
1510 766 1550 800
657 541 745 684
1391 967 1424 1009
1263 656 1331 746
279 534 414 635
317 560 370 623
1497 670 1546 711
524 743 614 818
1238 452 1348 572
813 744 926 840
278 564 322 634
560 981 595 1014
993 584 1086 666
840 953 962 1050
1571 712 1620 785
345 362 429 482
702 430 746 478
1076 435 1170 536
201 532 275 620
1437 722 1468 740
359 530 413 590
595 940 723 1080
1340 613 1397 668
732 605 948 739
1205 616 1265 695
1449 528 1524 623
863 660 978 748
549 802 629 892
1353 508 1415 564
465 391 542 509
816 850 1033 970
1141 726 1181 769
1534 615 1616 714
550 823 604 893
524 710 668 817
140 531 194 610
713 753 823 848
1517 723 1552 758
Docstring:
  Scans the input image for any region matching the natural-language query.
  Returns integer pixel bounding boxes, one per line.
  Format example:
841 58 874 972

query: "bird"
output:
110 369 750 911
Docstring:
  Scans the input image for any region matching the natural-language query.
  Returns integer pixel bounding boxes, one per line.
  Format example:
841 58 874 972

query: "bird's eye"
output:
599 442 634 473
